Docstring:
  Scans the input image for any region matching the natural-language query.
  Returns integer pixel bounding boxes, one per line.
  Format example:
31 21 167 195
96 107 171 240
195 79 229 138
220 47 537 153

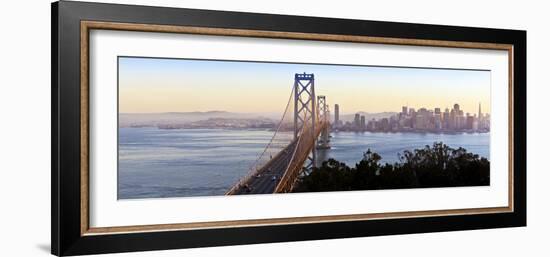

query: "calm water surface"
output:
118 128 489 199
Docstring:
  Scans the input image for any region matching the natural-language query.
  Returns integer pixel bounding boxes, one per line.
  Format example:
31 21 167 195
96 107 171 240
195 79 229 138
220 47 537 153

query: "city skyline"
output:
119 57 491 115
333 101 490 133
331 101 491 117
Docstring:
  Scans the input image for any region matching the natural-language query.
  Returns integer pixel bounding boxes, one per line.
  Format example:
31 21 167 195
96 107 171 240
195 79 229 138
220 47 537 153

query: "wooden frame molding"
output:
79 20 515 236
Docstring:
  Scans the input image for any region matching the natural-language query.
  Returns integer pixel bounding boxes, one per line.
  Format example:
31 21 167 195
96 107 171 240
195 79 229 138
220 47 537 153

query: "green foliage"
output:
294 142 490 192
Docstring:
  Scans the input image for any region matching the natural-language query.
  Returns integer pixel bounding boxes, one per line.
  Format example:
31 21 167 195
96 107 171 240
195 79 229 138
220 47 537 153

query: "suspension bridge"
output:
226 73 331 195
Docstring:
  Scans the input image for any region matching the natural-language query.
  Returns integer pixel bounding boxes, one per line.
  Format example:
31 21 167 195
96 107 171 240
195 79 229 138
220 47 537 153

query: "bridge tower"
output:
317 95 331 149
294 73 317 171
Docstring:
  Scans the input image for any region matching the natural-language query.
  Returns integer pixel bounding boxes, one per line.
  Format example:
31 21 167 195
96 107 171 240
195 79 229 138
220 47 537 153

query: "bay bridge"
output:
226 73 331 195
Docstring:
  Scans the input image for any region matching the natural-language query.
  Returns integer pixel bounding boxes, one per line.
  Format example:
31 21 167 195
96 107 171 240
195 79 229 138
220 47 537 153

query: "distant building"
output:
458 110 465 129
466 114 474 130
354 113 361 128
443 108 450 129
409 108 417 128
367 119 376 130
380 118 389 131
416 108 429 129
473 118 479 131
433 108 442 130
478 102 482 122
334 104 340 125
360 115 366 130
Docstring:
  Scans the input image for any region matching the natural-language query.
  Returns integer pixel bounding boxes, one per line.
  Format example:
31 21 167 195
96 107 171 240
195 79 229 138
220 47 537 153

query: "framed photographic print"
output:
51 1 526 256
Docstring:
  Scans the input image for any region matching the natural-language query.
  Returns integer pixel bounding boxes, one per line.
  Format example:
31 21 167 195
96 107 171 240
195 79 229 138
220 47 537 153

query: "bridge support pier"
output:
294 73 317 172
317 95 331 150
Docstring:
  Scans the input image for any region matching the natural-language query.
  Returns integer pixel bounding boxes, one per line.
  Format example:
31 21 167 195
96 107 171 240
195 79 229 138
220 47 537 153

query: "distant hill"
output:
119 111 398 128
119 111 279 127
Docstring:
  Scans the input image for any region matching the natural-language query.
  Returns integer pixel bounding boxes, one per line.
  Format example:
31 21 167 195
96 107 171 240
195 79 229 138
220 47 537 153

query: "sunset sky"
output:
118 57 491 115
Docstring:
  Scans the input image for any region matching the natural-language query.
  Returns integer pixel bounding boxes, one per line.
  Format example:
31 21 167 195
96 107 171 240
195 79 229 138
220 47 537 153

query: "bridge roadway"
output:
233 139 299 194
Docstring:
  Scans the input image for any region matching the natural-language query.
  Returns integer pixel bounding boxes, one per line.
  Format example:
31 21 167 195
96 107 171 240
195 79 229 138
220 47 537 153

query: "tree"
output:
294 142 490 193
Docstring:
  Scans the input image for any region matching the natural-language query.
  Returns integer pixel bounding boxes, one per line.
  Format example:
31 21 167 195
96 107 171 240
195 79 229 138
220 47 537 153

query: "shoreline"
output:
121 126 490 135
332 129 490 135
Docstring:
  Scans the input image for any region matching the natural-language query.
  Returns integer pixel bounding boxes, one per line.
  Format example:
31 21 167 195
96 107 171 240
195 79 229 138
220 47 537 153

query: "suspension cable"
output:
226 84 295 194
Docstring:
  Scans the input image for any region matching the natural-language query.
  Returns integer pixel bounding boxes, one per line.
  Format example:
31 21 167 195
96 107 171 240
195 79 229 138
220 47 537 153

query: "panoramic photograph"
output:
117 57 491 199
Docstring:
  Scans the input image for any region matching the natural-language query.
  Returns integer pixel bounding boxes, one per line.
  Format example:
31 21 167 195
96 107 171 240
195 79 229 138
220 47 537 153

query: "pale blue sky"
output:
119 57 491 115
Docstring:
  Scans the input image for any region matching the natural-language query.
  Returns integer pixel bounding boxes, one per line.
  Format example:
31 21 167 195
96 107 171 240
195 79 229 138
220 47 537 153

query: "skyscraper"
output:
434 108 442 130
334 104 340 125
443 108 450 130
478 102 482 121
354 113 361 128
466 113 474 130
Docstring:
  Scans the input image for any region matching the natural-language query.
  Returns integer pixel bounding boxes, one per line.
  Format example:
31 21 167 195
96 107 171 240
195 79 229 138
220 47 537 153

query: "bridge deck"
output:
232 140 298 194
